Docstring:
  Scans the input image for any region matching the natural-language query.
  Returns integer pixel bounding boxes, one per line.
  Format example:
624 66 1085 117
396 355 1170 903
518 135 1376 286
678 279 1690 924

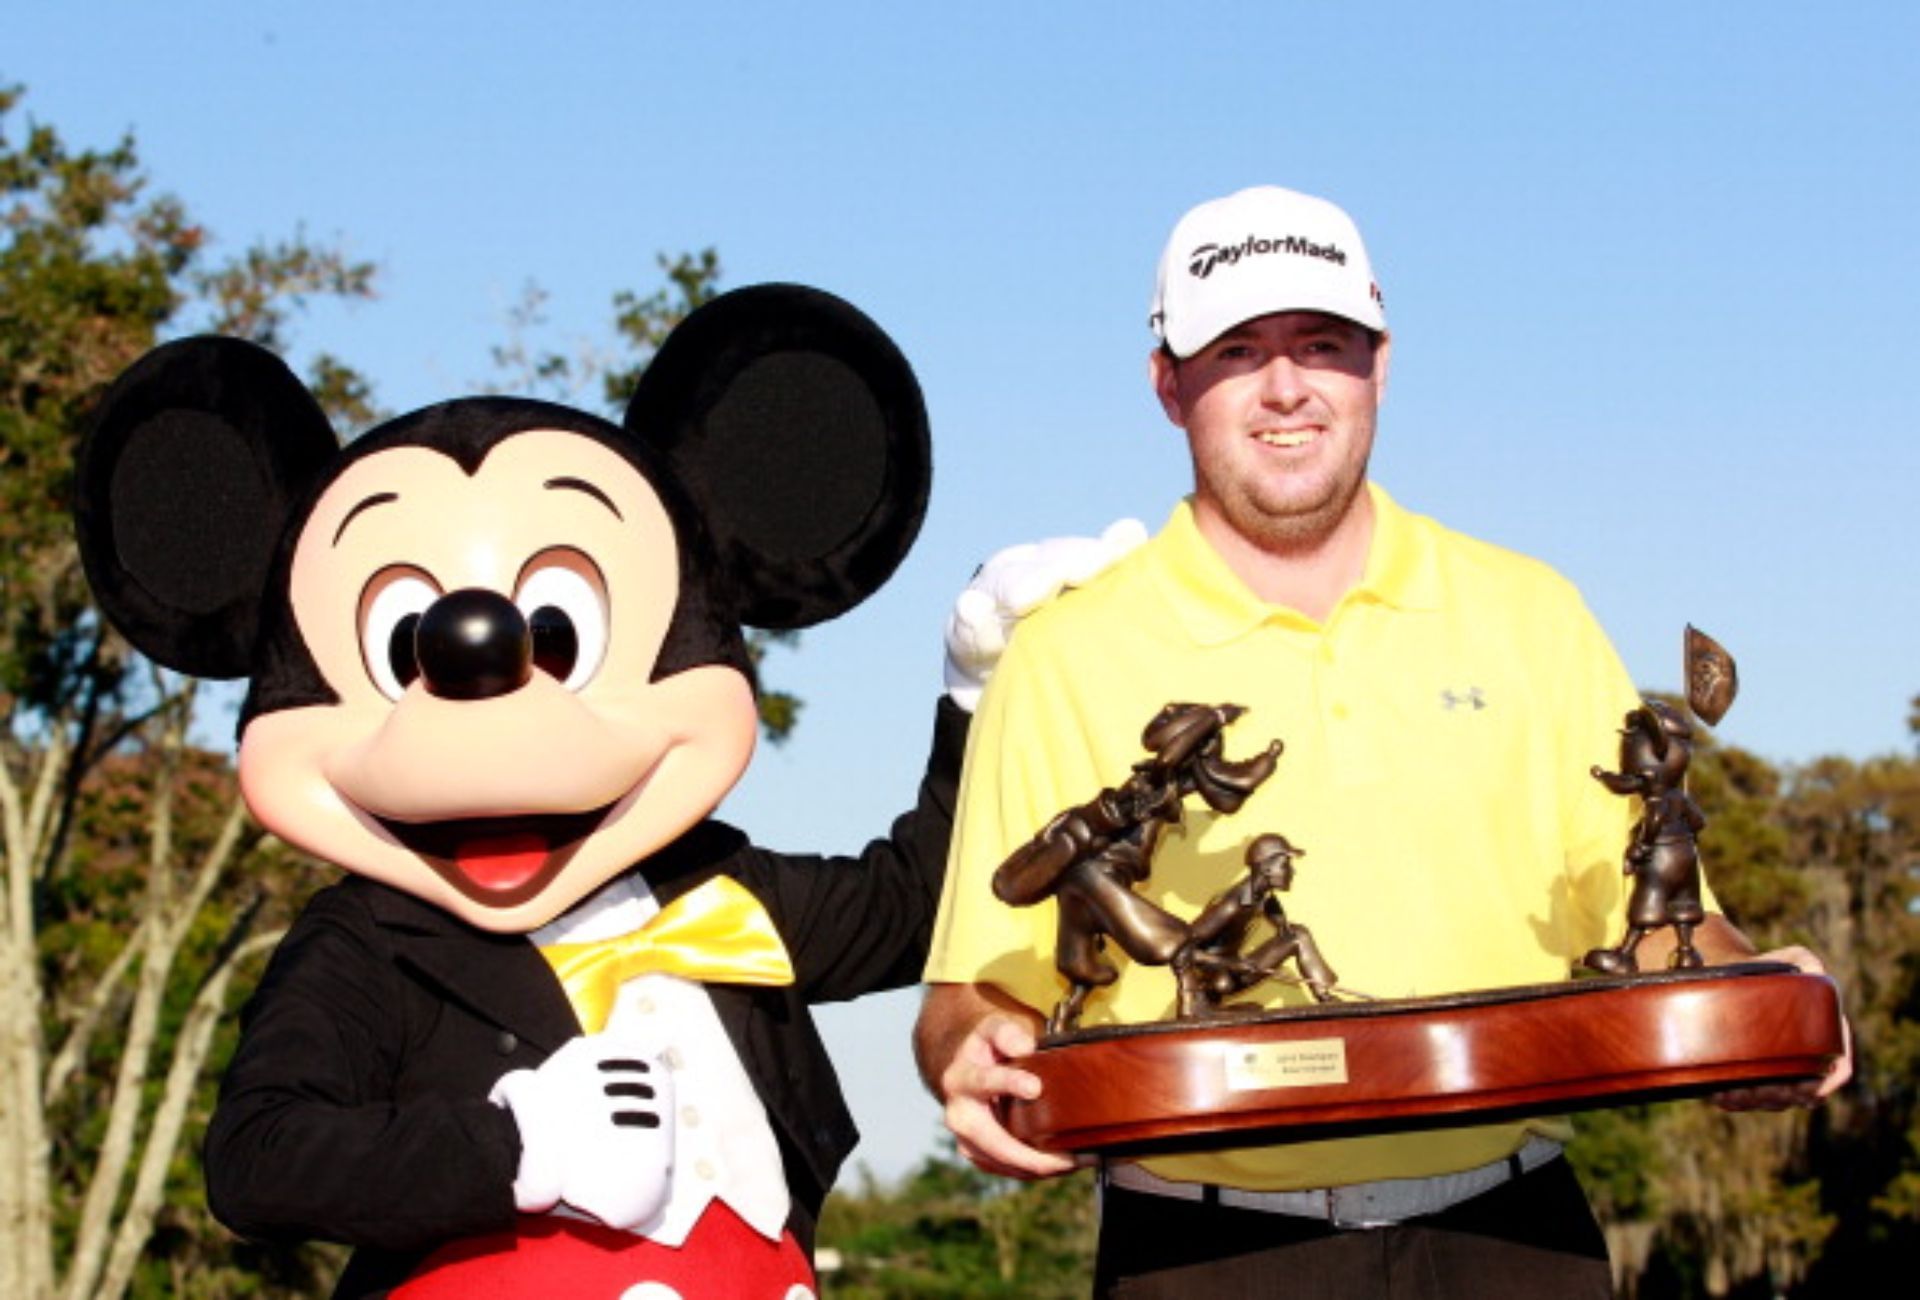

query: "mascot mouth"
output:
375 806 613 903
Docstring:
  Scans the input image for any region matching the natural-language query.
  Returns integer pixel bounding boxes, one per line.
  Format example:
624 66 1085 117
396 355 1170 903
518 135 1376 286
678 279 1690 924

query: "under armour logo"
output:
1440 687 1487 712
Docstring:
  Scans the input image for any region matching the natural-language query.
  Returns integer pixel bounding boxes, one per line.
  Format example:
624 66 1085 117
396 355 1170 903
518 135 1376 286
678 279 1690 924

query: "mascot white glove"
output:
490 1028 675 1230
944 518 1148 711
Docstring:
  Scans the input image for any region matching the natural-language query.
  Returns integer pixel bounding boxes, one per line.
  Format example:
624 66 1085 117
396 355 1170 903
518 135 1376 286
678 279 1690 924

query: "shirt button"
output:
1331 703 1349 719
681 1105 701 1127
494 1031 518 1056
635 996 657 1015
662 1047 684 1070
695 1159 717 1181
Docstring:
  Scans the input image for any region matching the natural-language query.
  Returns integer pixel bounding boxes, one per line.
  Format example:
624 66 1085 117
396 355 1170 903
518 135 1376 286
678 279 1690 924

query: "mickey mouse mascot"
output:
73 286 1073 1299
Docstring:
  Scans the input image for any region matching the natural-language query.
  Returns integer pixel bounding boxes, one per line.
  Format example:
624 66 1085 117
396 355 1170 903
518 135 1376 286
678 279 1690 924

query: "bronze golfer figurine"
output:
1176 833 1338 1016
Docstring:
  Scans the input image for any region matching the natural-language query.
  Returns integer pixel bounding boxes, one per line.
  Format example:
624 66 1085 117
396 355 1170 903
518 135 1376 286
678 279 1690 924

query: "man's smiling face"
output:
1152 311 1389 557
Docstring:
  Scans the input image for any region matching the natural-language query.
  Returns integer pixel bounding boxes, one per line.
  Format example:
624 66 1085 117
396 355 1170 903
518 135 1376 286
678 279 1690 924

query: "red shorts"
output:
393 1200 814 1300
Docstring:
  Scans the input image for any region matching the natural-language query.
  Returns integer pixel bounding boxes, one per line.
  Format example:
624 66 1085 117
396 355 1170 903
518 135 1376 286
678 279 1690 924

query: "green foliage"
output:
1568 1104 1663 1222
0 85 170 709
192 234 375 353
747 627 803 746
0 83 378 717
817 1148 1097 1297
301 351 384 436
1693 741 1803 932
602 248 721 411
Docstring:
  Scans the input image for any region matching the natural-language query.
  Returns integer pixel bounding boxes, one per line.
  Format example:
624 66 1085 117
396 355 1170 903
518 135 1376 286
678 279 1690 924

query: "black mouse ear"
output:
75 336 339 678
625 284 930 630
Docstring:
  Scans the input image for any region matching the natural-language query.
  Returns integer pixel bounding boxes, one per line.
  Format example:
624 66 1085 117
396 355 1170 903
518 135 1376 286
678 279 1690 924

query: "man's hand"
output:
1638 919 1853 1111
1713 944 1854 1112
944 519 1148 711
915 984 1079 1179
1645 919 1854 1111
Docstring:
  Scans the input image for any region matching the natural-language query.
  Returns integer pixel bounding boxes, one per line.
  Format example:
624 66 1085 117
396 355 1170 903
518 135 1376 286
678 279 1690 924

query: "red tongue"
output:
453 833 549 892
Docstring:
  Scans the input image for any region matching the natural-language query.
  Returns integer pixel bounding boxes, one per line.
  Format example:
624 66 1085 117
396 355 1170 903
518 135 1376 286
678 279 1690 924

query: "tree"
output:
816 1146 1097 1297
1775 749 1920 1294
0 83 374 1300
1569 715 1920 1298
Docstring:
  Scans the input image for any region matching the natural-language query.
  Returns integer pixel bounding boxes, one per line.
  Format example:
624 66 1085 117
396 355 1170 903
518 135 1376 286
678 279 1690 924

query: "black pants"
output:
1093 1157 1612 1299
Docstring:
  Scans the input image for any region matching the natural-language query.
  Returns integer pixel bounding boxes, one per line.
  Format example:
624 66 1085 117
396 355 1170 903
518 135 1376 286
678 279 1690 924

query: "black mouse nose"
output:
415 589 532 701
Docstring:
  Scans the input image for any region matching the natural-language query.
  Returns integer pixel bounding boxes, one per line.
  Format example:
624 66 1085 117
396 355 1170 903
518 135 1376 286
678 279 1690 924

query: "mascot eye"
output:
360 571 440 701
516 556 608 691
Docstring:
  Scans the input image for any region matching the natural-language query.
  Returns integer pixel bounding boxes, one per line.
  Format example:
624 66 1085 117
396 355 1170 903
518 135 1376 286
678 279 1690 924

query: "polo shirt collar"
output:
1151 482 1442 646
1359 484 1443 614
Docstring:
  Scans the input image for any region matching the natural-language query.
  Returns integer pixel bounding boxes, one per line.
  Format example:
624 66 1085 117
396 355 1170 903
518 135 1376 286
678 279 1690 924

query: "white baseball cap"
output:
1149 186 1386 358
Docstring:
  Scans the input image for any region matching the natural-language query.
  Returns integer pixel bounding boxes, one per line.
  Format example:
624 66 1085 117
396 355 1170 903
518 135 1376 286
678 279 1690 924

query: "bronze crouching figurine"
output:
1176 833 1338 1016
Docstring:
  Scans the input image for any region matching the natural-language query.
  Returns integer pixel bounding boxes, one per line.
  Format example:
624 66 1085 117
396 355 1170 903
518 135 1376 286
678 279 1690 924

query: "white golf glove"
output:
944 518 1148 711
490 1028 675 1230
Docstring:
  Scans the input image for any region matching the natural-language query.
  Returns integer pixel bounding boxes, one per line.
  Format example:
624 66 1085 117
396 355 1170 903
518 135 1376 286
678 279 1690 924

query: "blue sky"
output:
13 2 1917 1182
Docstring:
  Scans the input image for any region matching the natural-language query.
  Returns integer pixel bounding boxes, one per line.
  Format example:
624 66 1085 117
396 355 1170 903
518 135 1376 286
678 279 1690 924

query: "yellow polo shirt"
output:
926 486 1698 1190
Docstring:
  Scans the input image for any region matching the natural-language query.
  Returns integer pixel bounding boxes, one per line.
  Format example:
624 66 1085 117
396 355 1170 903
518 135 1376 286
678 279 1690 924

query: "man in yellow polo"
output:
915 185 1849 1297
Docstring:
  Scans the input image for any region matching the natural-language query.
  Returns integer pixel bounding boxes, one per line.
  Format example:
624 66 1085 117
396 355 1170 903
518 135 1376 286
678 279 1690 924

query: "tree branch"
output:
0 744 29 945
20 723 72 887
163 800 250 954
70 692 182 786
59 680 192 1300
39 632 113 887
42 935 138 1108
94 927 284 1300
2 929 58 1299
55 912 164 1300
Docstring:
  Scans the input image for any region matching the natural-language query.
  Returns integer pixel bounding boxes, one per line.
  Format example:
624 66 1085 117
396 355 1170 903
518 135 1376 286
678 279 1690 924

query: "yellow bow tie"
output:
538 877 795 1033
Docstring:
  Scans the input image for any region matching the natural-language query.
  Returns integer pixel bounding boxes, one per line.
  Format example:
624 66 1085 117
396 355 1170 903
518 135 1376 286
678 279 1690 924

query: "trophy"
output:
995 632 1845 1157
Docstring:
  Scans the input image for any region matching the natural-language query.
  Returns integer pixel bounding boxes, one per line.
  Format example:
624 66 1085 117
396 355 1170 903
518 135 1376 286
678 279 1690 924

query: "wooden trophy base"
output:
1007 962 1844 1155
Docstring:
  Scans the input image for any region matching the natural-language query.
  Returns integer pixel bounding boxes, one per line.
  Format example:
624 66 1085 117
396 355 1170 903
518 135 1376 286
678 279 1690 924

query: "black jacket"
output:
205 700 965 1298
